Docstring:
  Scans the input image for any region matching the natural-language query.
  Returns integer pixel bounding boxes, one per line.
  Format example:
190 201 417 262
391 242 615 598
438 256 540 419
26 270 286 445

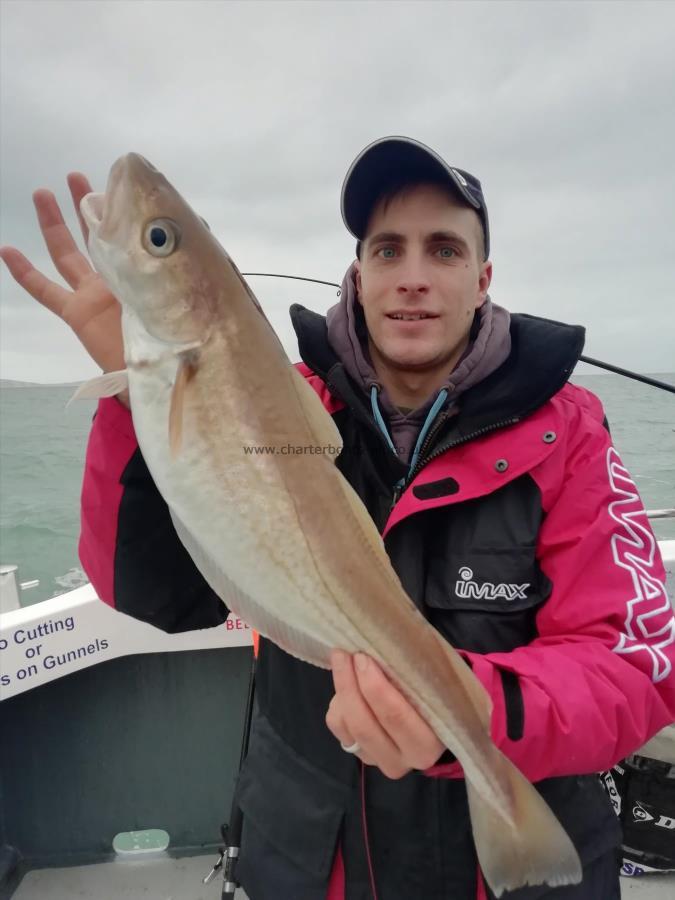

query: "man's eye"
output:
437 247 456 259
377 247 397 259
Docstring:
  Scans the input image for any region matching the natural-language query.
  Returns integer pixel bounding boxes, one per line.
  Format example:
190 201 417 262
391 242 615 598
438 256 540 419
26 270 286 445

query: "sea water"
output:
0 373 673 608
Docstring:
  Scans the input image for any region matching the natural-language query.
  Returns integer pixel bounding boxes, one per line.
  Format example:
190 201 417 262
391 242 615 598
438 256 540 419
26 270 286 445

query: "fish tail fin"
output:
465 748 582 898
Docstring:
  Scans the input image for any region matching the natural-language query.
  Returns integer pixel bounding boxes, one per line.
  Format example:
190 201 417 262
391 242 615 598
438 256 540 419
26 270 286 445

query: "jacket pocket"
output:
423 549 551 653
234 710 347 882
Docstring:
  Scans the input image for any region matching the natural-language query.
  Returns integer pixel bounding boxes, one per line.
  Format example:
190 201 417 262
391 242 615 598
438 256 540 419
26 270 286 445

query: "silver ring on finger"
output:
340 741 361 754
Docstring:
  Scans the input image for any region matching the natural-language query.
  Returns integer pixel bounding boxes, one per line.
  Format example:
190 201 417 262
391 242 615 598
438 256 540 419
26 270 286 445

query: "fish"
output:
75 153 582 897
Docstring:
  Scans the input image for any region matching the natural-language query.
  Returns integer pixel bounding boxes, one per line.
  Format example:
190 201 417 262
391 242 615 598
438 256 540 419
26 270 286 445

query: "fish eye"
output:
143 218 181 257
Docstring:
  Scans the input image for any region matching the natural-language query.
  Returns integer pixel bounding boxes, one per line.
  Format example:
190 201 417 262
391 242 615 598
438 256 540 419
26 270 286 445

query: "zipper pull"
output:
389 477 406 512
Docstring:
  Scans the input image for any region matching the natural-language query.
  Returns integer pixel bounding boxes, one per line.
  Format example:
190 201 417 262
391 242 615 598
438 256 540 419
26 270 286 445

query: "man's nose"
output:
396 255 430 294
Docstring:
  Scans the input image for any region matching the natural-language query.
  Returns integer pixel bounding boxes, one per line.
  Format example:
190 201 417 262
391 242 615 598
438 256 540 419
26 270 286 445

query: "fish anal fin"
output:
169 356 198 459
466 748 582 897
167 508 332 668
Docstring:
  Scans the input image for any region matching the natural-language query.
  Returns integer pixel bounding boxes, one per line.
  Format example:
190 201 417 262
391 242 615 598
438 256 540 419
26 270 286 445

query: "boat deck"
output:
9 853 675 899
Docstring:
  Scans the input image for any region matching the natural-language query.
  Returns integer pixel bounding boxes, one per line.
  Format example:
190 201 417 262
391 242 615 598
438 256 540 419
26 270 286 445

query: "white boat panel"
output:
0 583 250 701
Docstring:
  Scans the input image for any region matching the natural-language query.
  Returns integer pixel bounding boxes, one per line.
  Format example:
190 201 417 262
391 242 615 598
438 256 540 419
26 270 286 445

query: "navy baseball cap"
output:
341 136 490 260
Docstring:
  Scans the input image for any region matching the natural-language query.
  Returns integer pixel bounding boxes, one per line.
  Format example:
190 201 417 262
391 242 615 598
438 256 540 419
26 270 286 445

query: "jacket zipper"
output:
389 416 521 511
326 371 522 508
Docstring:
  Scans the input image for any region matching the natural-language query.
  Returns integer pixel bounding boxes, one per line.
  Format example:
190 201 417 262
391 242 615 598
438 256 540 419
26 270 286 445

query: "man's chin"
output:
369 335 458 374
380 350 444 372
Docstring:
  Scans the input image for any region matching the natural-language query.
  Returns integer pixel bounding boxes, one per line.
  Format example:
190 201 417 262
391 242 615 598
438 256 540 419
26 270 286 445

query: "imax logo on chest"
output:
455 567 530 602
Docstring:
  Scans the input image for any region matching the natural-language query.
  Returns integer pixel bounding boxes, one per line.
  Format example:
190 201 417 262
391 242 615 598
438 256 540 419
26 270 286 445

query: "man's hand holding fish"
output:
327 650 445 778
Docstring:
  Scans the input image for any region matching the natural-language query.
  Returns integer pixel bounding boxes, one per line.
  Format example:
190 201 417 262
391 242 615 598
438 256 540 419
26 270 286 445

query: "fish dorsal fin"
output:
437 634 493 730
67 370 129 407
169 356 199 459
289 366 343 457
337 474 387 555
290 366 392 580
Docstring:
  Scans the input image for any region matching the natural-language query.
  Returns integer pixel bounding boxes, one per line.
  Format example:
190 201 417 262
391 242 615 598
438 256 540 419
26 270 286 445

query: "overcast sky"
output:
1 0 674 383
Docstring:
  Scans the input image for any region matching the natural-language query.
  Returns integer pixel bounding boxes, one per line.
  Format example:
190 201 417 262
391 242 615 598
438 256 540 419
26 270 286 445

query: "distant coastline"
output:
0 379 83 389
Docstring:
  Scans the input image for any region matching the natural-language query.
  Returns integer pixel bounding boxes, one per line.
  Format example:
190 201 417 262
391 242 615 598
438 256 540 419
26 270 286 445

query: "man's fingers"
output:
330 651 403 775
325 695 376 766
330 651 443 772
325 697 365 758
67 172 94 248
352 654 444 770
0 246 70 317
33 188 93 288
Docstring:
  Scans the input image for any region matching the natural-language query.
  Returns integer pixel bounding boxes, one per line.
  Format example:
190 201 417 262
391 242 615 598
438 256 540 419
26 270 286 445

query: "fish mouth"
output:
80 192 105 236
80 154 166 245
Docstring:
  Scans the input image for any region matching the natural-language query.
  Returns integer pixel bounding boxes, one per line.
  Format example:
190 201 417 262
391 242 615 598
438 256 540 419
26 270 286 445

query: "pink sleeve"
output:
78 397 138 607
427 397 675 782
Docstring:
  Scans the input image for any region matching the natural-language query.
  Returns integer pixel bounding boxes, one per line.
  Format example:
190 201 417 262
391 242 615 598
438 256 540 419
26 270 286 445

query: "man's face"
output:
355 184 492 377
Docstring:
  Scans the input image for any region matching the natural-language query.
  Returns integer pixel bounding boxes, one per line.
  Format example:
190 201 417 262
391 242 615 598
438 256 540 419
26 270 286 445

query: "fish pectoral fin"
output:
169 355 199 459
289 366 343 457
466 748 582 897
67 370 129 407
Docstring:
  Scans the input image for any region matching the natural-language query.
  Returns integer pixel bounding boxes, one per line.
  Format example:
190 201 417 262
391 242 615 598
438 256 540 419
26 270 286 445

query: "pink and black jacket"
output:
79 309 675 900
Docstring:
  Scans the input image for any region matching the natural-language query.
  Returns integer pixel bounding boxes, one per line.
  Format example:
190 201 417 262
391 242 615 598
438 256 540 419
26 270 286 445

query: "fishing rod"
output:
576 357 675 395
202 648 257 899
242 272 675 396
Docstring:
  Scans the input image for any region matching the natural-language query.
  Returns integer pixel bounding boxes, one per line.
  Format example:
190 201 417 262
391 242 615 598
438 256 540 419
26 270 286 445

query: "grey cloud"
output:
1 0 674 381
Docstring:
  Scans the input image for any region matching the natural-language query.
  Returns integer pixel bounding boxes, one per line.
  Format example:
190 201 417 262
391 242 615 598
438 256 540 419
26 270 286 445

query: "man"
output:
1 136 674 900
